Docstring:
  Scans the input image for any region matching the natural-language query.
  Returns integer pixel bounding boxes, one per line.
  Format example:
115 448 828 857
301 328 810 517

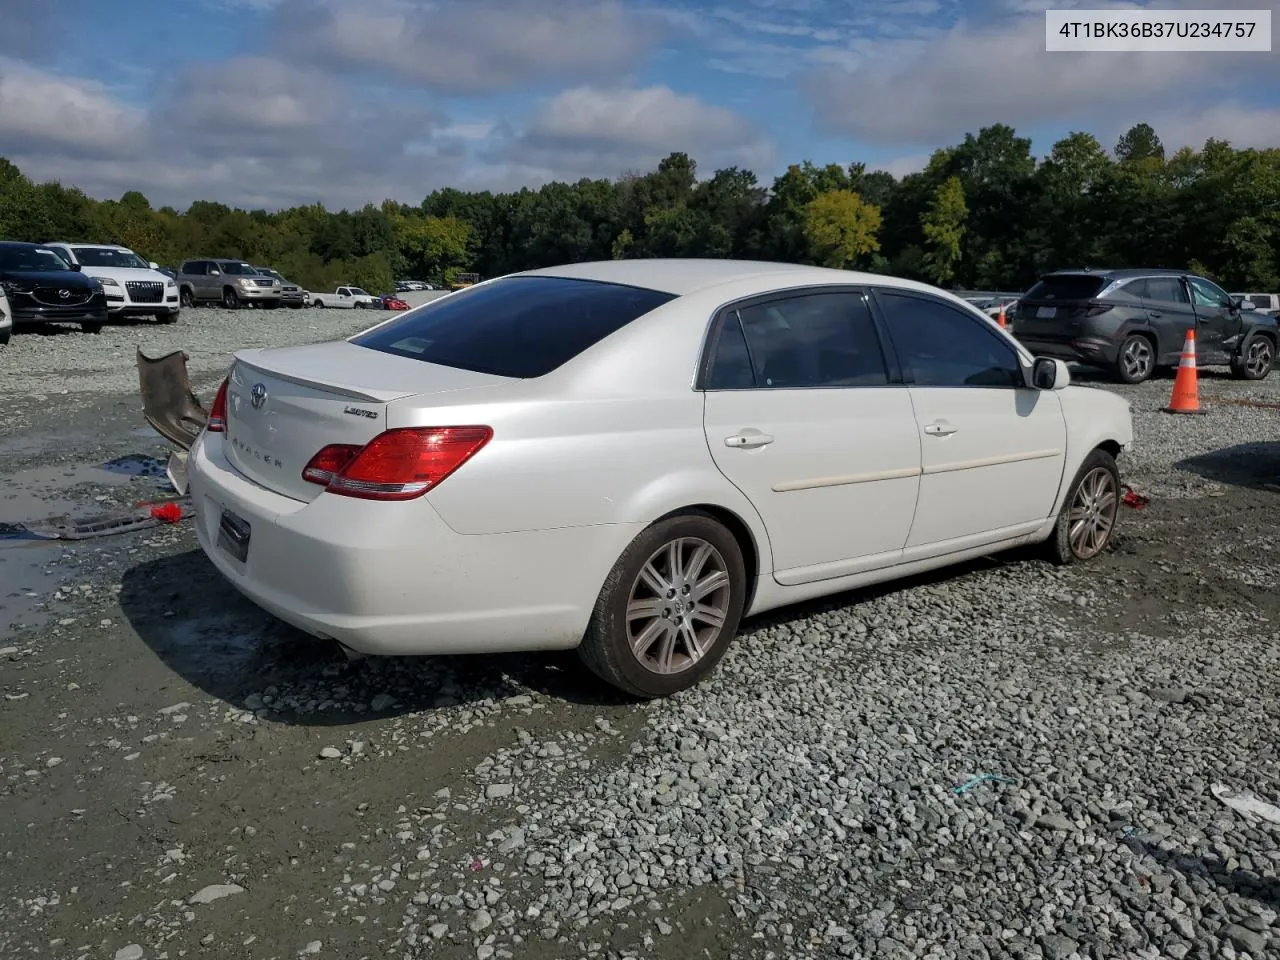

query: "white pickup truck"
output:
310 285 378 309
1232 292 1280 316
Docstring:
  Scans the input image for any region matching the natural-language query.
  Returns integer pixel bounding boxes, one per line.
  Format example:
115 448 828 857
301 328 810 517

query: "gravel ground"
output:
3 313 1280 960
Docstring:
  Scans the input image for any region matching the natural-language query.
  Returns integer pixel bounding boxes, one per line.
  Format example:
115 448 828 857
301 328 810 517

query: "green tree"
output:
802 190 882 269
920 177 967 285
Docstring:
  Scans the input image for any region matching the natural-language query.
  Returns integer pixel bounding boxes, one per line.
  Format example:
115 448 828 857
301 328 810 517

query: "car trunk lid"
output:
223 340 511 502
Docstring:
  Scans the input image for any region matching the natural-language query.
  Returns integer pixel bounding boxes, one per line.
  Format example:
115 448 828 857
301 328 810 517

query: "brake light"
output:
301 444 362 485
206 377 230 432
1084 302 1114 317
308 426 492 501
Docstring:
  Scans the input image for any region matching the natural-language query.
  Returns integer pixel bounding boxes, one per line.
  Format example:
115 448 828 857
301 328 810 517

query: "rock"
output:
470 908 493 932
1036 813 1075 832
370 693 396 711
115 947 144 960
1040 933 1079 960
1224 924 1268 956
486 783 514 800
477 947 495 960
299 941 322 955
428 923 449 939
318 746 342 760
189 883 246 904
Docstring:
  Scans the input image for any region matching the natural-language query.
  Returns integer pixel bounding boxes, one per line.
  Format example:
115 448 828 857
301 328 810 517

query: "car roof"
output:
47 241 131 250
1043 267 1189 279
513 258 941 297
0 240 42 249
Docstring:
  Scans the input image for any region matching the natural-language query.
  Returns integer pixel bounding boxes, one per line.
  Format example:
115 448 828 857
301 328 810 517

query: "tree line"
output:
1 123 1277 295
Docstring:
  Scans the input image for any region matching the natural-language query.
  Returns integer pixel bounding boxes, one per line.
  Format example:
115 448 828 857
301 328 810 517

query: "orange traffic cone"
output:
1164 329 1205 414
996 303 1007 328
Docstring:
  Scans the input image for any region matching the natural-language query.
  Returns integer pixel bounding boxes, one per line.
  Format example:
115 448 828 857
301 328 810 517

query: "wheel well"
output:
662 504 761 611
1097 439 1123 460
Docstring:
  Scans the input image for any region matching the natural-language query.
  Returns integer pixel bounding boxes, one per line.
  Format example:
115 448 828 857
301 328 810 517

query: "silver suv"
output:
177 258 282 309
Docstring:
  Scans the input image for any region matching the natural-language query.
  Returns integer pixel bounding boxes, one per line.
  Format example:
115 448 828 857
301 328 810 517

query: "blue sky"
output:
0 0 1276 210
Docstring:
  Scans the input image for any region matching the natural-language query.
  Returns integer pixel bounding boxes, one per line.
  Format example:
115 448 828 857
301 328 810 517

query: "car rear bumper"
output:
187 433 638 656
1014 334 1119 367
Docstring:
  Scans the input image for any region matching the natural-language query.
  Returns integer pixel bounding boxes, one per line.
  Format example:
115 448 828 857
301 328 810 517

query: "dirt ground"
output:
4 322 1280 960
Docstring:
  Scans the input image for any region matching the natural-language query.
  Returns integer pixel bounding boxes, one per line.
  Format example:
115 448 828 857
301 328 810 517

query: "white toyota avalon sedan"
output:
186 259 1133 698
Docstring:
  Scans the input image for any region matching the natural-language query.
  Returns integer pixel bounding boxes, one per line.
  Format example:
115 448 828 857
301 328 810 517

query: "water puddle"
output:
1 454 175 635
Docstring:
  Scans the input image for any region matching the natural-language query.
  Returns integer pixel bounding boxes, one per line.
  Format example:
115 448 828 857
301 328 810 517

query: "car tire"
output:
223 288 240 309
578 512 747 699
159 312 178 324
1230 334 1275 381
179 287 194 308
1044 447 1121 566
1114 333 1155 384
314 299 324 308
81 321 104 334
0 330 9 347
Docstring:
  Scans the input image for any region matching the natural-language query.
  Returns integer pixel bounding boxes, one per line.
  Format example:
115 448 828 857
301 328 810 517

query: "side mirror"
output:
1237 298 1257 311
1032 356 1070 390
68 262 82 271
209 269 220 276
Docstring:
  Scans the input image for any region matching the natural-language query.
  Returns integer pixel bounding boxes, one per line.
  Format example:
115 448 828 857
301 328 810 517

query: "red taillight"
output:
206 377 230 433
1084 302 1114 317
301 444 363 486
305 426 492 501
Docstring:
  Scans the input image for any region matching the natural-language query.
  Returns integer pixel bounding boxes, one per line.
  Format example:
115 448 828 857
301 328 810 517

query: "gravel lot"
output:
3 306 1280 960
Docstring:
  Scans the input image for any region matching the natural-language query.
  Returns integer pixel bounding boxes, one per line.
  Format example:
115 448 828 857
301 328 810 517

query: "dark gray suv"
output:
1012 268 1279 384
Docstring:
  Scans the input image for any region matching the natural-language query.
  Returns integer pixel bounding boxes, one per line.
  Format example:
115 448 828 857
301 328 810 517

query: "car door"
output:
700 288 922 586
1186 275 1239 363
869 288 1067 556
1137 276 1198 362
202 262 222 300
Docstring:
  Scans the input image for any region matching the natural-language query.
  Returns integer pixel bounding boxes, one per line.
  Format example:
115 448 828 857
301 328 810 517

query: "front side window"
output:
705 291 889 390
1188 277 1232 309
353 275 676 378
876 291 1024 389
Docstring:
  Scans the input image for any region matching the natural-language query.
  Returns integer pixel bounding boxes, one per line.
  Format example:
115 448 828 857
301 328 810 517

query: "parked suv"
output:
0 241 108 333
252 266 308 307
1011 268 1280 383
44 242 179 323
177 259 282 309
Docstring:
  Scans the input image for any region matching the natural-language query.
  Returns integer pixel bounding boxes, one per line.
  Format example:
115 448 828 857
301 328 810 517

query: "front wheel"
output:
1114 334 1155 384
1044 448 1120 565
81 321 104 334
223 288 240 309
578 513 747 699
179 287 194 308
1231 334 1274 381
313 299 324 308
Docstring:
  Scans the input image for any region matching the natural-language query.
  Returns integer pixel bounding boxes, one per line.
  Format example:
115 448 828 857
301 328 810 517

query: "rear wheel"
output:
1115 334 1155 384
1045 448 1120 565
1230 334 1274 381
223 288 240 309
0 329 9 347
81 321 103 334
578 513 747 699
313 299 324 308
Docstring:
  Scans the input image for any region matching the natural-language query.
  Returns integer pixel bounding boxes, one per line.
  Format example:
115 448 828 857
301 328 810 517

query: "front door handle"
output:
924 421 957 437
725 430 774 449
1148 310 1163 318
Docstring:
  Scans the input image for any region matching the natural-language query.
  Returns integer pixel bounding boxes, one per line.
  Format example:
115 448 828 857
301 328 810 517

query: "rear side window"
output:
1024 275 1106 301
352 276 676 378
1140 277 1190 304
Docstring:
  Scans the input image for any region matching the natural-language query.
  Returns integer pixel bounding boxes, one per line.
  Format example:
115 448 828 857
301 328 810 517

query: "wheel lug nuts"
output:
666 589 675 599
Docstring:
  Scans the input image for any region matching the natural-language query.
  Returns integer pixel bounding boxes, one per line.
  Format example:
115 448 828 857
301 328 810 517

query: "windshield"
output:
256 268 283 281
219 262 257 276
72 246 148 269
0 246 73 272
1024 275 1107 301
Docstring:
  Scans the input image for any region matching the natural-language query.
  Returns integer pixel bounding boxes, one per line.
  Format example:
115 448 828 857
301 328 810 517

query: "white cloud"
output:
278 0 666 95
801 5 1278 147
496 84 775 182
0 59 146 157
877 153 931 177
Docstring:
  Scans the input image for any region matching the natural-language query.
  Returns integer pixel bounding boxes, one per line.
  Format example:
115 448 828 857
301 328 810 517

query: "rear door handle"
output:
1148 311 1163 318
923 421 957 437
724 430 774 449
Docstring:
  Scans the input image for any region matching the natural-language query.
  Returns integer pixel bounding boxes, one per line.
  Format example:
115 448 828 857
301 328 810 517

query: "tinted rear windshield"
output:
351 275 677 378
1024 275 1107 301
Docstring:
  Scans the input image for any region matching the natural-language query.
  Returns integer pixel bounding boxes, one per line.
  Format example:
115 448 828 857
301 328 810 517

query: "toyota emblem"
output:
250 383 267 409
58 288 70 299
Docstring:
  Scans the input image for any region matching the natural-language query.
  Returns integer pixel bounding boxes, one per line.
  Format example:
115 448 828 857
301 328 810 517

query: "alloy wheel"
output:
625 537 732 676
1067 467 1118 560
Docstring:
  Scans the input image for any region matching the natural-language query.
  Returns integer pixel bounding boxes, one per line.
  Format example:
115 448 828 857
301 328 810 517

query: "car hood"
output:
79 266 173 283
0 268 98 287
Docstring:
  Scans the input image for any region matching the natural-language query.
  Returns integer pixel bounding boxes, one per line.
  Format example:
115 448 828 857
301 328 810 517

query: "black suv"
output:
1011 268 1279 383
0 241 109 334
